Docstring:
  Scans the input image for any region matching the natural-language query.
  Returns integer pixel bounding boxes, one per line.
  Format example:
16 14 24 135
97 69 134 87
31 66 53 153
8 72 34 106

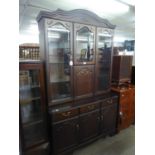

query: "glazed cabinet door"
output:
74 65 94 99
101 101 117 135
19 62 48 152
79 110 100 143
46 19 73 105
95 28 113 94
52 118 78 154
74 23 95 65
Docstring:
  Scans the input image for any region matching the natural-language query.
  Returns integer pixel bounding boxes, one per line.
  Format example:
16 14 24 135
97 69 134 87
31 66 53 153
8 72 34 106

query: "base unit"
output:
50 94 118 155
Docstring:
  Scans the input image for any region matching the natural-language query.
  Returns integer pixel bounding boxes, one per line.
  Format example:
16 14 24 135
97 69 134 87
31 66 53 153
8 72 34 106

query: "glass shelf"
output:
23 119 43 128
20 97 41 104
50 80 70 83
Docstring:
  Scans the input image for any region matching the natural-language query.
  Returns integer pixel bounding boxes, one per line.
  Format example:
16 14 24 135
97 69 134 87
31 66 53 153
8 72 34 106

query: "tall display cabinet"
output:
19 61 50 155
37 9 118 155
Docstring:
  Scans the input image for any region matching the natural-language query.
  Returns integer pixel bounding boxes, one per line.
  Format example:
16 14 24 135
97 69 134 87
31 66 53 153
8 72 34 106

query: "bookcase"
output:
19 61 50 155
19 44 40 60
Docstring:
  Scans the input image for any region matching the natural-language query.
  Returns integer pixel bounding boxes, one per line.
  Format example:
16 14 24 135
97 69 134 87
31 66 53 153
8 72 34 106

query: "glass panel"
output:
97 30 112 91
20 100 42 124
23 121 46 148
76 27 94 63
47 23 72 101
19 70 42 124
49 63 71 100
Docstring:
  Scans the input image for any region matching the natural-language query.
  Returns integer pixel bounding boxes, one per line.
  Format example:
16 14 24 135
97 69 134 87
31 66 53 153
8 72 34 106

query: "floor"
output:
73 125 135 155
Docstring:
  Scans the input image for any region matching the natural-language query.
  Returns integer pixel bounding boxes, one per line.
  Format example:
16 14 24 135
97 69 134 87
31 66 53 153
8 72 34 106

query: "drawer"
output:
102 97 117 107
80 102 99 114
52 108 78 122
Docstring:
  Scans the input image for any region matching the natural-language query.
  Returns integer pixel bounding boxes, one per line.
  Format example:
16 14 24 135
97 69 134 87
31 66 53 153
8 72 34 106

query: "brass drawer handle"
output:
88 105 95 110
121 94 125 97
62 111 71 117
107 100 113 104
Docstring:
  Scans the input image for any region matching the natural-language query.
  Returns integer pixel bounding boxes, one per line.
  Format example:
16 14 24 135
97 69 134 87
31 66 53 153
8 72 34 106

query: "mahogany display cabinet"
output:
37 9 118 155
19 61 50 155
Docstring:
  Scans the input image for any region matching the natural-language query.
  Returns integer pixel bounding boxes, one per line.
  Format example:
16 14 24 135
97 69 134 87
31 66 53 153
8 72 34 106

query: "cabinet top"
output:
36 9 116 29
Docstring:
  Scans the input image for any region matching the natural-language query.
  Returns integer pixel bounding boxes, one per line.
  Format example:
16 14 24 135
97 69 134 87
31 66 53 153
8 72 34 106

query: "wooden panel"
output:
37 9 116 29
25 143 50 155
52 108 78 122
80 102 99 114
130 87 135 124
79 110 100 143
102 97 117 107
112 56 121 82
120 56 133 81
52 118 78 154
74 65 94 99
112 85 135 132
101 103 117 134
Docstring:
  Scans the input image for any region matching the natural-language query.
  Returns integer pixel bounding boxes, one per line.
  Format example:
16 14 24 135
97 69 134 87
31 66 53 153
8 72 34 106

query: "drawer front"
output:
52 108 78 122
80 102 99 114
102 97 117 107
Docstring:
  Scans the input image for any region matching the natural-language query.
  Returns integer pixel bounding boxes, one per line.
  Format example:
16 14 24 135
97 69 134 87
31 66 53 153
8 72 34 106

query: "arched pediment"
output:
37 9 116 29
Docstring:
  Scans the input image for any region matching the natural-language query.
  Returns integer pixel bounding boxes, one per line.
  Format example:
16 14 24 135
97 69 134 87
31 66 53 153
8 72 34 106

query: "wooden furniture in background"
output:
19 61 50 155
112 55 133 84
19 44 40 60
131 66 135 85
111 84 135 132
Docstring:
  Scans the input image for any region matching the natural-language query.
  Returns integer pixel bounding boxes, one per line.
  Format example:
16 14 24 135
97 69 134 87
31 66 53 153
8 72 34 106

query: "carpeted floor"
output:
73 125 135 155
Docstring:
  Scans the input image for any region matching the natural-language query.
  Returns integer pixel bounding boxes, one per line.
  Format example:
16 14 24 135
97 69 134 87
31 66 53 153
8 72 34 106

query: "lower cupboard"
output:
50 95 118 155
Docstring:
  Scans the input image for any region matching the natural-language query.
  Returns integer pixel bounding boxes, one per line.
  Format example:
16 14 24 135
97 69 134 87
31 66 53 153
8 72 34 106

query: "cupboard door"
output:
95 28 113 94
74 23 95 65
46 19 73 104
118 100 130 131
74 65 94 99
79 111 100 143
52 118 78 154
25 142 50 155
101 103 117 135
